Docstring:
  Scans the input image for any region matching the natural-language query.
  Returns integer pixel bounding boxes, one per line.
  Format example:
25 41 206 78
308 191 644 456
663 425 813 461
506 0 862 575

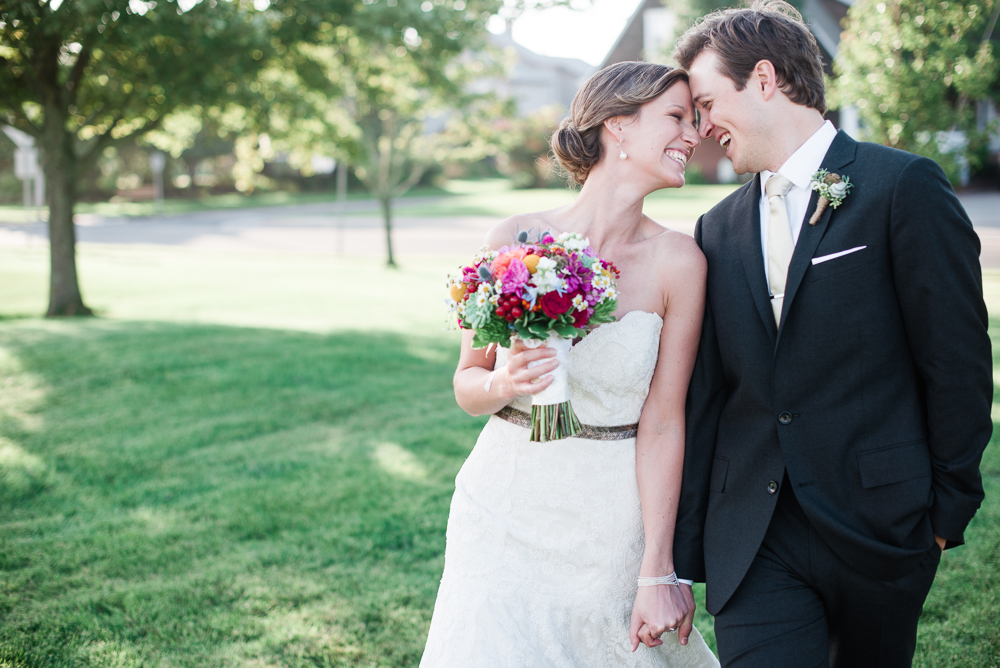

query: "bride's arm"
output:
630 237 707 651
453 333 557 416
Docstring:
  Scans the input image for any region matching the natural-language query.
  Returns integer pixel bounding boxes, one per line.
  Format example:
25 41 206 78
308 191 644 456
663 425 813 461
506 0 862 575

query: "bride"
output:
421 62 719 667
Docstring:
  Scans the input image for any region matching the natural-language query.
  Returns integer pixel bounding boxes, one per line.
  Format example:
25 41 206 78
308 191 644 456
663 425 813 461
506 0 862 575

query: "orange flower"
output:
449 283 468 302
491 248 528 279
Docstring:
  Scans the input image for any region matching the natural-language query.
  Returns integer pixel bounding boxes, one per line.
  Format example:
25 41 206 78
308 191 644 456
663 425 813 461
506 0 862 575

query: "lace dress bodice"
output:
495 310 664 425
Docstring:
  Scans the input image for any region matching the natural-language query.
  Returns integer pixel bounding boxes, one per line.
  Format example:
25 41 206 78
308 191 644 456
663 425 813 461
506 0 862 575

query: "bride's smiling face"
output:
610 81 700 190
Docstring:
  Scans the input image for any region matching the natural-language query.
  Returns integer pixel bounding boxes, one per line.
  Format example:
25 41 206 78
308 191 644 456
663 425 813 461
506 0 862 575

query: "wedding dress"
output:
421 311 719 668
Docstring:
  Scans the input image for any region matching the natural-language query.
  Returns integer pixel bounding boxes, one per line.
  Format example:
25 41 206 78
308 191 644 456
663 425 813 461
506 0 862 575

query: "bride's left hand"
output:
629 584 694 651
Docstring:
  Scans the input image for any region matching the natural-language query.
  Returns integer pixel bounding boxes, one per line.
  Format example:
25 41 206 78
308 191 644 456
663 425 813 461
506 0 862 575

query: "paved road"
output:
3 192 1000 268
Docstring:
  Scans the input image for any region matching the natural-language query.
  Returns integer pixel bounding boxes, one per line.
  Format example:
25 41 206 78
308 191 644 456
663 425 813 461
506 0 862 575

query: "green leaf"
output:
553 323 579 338
527 322 549 338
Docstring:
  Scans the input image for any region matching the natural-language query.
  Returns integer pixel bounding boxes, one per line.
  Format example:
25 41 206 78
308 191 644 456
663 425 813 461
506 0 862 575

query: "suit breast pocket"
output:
807 246 875 283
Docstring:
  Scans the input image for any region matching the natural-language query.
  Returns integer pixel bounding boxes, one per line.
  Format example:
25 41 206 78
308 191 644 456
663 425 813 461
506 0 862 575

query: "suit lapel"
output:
776 131 859 345
735 173 778 343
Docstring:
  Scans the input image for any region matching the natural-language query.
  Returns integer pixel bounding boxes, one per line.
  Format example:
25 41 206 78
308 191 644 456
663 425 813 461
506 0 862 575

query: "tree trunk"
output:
380 195 396 268
43 104 92 317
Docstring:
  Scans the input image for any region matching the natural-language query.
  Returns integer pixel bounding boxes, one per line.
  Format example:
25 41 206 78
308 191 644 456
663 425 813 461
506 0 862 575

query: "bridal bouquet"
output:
447 231 620 442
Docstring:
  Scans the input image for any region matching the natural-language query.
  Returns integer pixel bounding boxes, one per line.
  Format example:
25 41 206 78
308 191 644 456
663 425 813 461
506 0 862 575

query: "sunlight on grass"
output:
0 250 995 667
372 442 429 482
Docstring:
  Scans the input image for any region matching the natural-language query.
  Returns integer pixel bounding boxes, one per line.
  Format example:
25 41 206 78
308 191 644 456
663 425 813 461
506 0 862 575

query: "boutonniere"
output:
808 169 853 225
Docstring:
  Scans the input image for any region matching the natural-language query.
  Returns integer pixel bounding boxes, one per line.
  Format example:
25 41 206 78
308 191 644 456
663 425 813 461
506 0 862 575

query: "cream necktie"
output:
766 174 794 326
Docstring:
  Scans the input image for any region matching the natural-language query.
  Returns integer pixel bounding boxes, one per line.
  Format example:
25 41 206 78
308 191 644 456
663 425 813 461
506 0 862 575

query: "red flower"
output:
540 291 572 318
573 308 589 327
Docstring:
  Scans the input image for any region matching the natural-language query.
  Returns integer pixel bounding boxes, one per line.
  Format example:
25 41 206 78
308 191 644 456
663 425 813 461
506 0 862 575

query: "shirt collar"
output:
760 120 838 195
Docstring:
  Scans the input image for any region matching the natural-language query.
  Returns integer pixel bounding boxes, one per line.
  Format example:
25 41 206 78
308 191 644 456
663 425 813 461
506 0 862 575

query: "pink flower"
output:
502 258 529 293
491 248 527 279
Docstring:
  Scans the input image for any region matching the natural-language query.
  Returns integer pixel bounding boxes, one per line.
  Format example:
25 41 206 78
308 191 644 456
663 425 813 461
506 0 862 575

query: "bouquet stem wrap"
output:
522 333 582 442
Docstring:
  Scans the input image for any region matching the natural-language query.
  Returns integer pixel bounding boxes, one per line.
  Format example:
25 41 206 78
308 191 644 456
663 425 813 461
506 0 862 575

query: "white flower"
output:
829 181 848 198
476 293 488 307
592 274 611 290
536 256 558 272
557 233 590 252
572 295 586 311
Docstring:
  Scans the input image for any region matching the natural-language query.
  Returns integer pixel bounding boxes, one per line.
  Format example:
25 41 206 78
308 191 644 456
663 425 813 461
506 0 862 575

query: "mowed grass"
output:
0 247 997 667
0 179 739 224
0 184 451 223
387 179 740 220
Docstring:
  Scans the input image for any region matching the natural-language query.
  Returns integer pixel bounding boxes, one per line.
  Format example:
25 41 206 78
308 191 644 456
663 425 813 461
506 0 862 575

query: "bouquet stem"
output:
521 333 581 442
530 401 582 442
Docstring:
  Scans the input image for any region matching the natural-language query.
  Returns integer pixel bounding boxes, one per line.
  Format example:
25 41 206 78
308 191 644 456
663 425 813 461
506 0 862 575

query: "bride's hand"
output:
629 583 695 651
496 339 559 398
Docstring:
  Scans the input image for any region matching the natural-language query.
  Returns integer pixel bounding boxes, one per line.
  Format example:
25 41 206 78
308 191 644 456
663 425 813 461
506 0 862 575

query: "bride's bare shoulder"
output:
484 212 558 250
648 227 706 279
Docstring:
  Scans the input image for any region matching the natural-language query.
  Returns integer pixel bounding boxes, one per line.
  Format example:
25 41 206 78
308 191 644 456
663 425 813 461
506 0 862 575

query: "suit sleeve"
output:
889 156 993 547
674 217 729 581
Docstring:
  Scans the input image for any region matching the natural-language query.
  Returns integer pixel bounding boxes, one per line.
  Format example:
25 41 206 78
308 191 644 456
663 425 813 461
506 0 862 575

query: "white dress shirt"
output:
759 120 838 285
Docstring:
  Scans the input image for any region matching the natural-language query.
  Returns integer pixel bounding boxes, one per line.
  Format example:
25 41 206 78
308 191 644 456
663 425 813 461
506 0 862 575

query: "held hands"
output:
496 339 558 399
630 583 696 651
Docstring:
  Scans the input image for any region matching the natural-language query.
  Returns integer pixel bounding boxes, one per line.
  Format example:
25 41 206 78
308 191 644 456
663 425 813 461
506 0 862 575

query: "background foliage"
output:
833 0 1000 182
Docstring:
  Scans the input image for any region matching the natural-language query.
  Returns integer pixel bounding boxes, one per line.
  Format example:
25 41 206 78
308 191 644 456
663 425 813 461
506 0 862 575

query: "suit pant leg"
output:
820 528 941 668
712 476 830 668
714 473 942 668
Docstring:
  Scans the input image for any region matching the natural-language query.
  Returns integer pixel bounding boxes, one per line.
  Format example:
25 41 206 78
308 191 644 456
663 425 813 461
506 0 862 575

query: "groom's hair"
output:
674 0 827 114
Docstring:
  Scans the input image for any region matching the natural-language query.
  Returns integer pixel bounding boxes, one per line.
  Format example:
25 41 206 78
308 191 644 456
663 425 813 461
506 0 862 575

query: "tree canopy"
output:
833 0 1000 181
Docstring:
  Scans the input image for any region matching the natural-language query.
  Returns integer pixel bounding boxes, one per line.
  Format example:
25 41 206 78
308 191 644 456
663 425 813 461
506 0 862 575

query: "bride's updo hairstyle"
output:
551 62 688 186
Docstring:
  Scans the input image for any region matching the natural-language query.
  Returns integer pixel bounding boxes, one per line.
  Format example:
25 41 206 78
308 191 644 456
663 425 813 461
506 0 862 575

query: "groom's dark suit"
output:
675 131 993 664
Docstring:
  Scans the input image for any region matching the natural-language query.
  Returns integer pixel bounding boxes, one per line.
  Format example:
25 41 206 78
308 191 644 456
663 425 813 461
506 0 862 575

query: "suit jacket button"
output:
778 412 793 425
767 480 779 494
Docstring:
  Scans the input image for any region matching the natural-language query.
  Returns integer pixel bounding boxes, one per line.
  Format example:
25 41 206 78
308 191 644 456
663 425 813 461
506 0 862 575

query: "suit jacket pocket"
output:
856 440 931 488
710 456 730 493
806 245 874 282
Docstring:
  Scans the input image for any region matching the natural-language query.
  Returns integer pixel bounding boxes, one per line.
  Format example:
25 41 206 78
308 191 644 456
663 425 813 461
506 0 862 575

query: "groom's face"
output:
688 50 769 175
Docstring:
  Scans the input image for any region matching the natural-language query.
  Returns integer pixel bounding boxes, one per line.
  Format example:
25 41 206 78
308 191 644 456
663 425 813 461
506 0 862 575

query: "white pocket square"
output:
811 246 867 266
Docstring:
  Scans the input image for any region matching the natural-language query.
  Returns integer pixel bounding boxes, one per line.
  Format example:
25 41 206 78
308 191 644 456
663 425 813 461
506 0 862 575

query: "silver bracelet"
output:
637 573 680 587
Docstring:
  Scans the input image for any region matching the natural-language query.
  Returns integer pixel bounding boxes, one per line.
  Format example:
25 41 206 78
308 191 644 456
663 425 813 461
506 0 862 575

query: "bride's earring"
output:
618 139 627 160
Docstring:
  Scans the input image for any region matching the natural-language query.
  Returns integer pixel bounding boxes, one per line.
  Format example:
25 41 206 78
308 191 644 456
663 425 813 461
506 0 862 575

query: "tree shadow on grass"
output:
0 320 485 668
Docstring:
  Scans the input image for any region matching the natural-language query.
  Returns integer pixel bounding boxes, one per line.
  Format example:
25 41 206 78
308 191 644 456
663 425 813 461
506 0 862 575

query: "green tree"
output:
833 0 1000 181
272 0 514 267
494 105 564 189
0 0 326 315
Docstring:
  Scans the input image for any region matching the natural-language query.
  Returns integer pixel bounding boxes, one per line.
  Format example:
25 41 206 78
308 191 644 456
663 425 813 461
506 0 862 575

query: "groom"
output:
670 2 993 666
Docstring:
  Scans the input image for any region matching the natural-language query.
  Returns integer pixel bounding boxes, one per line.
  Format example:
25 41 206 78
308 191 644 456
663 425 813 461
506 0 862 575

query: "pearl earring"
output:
618 139 627 160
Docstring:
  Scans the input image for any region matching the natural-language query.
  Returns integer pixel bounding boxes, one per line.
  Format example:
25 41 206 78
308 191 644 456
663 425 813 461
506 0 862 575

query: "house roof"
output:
601 0 854 70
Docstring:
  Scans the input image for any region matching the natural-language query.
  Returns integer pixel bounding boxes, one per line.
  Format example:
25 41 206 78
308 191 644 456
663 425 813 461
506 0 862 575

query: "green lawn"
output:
0 247 997 667
0 179 740 224
386 179 740 220
0 184 452 223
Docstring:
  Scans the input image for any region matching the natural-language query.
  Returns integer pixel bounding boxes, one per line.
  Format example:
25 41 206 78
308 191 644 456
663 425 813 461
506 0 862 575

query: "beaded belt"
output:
494 406 639 441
